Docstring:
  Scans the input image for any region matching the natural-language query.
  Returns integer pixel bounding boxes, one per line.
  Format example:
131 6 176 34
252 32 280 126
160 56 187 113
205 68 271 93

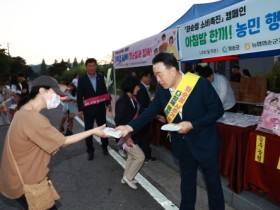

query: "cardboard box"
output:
238 77 267 103
230 81 240 101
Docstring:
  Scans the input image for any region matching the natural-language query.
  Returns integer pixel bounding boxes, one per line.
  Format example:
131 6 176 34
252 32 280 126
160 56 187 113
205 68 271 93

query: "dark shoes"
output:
87 147 108 160
87 150 94 161
103 147 109 156
144 157 157 163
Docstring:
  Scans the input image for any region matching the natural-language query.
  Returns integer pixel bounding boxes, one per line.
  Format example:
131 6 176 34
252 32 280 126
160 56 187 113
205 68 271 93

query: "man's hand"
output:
125 138 134 147
177 121 193 134
115 125 133 137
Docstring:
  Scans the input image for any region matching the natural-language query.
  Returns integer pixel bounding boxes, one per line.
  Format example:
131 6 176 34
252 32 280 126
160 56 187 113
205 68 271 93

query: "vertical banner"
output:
106 68 112 89
255 135 266 163
178 0 280 61
113 28 179 69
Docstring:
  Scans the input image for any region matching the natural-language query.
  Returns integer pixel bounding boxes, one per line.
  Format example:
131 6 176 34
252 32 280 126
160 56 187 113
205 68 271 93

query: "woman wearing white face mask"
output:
0 76 108 210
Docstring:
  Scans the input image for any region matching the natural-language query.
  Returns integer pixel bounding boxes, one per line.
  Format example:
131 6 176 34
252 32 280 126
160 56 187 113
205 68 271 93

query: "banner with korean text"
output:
113 28 179 69
178 0 280 61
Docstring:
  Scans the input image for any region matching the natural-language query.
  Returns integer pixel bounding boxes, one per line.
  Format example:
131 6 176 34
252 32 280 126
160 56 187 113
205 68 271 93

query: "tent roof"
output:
164 0 245 31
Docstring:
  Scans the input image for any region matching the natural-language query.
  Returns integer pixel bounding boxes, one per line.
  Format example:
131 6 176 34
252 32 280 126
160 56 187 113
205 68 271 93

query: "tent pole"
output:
179 60 182 72
113 67 117 96
176 25 183 73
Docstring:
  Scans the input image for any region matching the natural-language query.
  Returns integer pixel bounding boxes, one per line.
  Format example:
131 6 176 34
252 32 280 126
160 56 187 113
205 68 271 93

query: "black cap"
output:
32 76 65 96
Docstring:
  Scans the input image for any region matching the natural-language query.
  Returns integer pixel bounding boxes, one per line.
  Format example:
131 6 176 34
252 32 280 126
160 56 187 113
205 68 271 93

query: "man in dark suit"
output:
77 58 112 160
117 53 225 210
136 71 151 110
17 72 29 97
136 71 156 162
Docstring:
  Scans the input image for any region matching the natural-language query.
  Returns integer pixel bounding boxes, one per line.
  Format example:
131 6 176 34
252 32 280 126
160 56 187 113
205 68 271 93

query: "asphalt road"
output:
0 103 236 210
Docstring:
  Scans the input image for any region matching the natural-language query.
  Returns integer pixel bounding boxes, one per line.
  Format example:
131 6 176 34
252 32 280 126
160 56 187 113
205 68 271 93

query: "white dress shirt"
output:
212 73 236 110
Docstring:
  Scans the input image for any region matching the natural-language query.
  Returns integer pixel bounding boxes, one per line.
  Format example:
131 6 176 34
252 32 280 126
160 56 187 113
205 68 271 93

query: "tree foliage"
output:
72 57 78 68
0 48 11 82
40 59 48 75
0 45 114 86
67 58 72 69
48 60 68 79
0 47 35 84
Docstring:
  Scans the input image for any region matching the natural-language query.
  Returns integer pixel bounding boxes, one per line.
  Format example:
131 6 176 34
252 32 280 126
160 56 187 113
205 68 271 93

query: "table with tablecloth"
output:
244 129 280 202
150 119 169 149
216 122 257 193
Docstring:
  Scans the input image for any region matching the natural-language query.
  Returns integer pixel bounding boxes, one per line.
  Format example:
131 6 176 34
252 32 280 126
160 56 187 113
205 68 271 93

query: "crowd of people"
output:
0 53 255 210
0 72 30 124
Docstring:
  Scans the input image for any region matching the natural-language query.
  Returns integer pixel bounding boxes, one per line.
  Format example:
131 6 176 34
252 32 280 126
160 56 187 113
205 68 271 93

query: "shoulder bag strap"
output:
6 128 25 185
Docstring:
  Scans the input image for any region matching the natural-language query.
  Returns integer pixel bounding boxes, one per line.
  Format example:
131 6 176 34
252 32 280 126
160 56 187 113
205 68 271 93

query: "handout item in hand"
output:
161 123 182 132
103 127 123 138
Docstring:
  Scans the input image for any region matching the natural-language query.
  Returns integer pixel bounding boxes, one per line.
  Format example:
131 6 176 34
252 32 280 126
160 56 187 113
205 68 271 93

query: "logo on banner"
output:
245 43 251 50
222 46 228 53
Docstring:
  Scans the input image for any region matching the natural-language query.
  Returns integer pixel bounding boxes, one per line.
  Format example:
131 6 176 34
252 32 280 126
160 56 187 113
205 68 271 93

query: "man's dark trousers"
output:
84 113 108 153
175 141 225 210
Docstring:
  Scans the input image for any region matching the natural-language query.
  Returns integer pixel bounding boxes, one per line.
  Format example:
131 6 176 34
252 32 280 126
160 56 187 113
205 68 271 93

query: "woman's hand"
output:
92 124 108 138
63 124 107 147
125 138 134 147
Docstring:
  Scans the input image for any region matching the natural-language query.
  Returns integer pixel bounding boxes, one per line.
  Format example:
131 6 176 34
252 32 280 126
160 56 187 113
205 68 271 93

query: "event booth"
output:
113 0 280 68
111 0 280 203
